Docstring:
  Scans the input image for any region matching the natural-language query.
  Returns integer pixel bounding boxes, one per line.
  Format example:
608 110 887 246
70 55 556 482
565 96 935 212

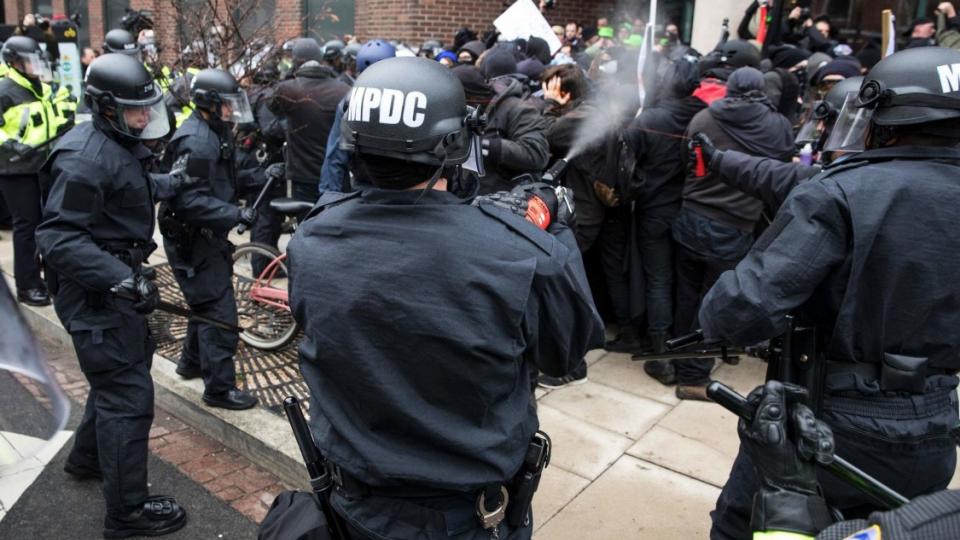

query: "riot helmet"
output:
343 57 477 169
344 42 362 60
418 40 443 59
84 53 170 140
190 68 254 125
292 38 324 69
103 29 141 60
322 39 346 62
796 76 863 148
356 40 397 74
825 47 960 152
2 36 52 81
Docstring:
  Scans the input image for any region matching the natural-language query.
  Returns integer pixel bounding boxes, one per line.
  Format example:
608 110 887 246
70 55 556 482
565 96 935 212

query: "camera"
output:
543 0 558 9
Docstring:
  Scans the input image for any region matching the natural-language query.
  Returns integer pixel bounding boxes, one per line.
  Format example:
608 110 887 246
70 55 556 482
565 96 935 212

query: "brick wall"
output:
353 0 618 45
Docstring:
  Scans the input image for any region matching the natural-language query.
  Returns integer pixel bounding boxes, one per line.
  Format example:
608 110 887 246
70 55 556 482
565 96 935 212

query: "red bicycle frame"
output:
248 253 291 311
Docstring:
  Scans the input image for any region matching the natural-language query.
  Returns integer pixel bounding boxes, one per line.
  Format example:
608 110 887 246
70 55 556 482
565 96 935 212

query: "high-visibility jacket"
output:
0 68 58 174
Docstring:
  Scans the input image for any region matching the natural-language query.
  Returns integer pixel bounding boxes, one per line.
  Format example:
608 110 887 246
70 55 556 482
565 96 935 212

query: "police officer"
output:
161 68 263 411
287 57 605 539
36 53 189 539
103 28 142 59
0 36 59 307
702 47 960 539
741 381 960 540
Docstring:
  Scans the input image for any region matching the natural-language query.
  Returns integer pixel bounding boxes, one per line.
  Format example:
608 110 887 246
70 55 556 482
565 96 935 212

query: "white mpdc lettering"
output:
348 87 427 128
937 63 960 93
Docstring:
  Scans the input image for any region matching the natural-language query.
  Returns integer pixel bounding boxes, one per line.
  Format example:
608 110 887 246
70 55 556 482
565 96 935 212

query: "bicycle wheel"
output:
232 242 299 351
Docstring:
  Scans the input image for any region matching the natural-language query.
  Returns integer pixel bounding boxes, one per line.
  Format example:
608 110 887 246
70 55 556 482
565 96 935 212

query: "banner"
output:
494 0 562 55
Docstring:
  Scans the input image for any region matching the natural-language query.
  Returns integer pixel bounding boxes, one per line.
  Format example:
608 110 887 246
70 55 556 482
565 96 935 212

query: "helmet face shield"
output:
113 83 170 140
219 91 254 124
14 51 52 82
823 92 875 153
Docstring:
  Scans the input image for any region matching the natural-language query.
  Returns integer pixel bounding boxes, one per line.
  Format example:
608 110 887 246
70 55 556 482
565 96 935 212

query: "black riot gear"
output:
292 38 324 69
84 53 170 140
322 39 345 62
826 47 960 151
103 28 141 57
189 68 253 125
861 46 960 127
343 57 474 167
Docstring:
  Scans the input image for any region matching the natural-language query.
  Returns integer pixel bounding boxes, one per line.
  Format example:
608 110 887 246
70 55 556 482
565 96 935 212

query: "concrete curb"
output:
12 274 309 490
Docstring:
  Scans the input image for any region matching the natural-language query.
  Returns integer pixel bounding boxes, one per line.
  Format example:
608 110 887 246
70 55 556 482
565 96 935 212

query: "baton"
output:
283 397 350 540
707 381 910 510
237 170 278 234
114 290 244 333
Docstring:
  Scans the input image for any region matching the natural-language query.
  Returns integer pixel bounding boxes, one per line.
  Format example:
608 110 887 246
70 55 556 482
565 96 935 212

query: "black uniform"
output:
713 148 822 213
161 115 262 394
35 119 158 516
288 189 604 539
703 146 960 539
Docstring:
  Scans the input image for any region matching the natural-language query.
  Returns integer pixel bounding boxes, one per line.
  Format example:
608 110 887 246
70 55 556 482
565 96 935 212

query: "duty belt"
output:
826 360 958 394
104 241 157 269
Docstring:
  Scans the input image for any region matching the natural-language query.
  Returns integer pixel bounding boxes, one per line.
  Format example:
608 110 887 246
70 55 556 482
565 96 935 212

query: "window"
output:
103 0 131 32
33 1 54 17
304 0 356 42
236 0 277 41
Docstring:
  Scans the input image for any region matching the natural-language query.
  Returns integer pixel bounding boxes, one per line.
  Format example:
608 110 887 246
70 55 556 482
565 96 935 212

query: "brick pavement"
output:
40 336 292 525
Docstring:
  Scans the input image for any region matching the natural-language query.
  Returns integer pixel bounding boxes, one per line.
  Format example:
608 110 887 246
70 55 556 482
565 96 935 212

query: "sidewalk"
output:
3 230 959 538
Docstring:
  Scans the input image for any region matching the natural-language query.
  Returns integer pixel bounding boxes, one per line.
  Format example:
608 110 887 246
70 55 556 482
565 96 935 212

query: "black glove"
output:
167 154 202 192
481 136 502 167
473 183 575 230
740 380 835 536
111 274 160 314
2 139 33 156
237 206 258 231
689 132 721 170
265 162 285 181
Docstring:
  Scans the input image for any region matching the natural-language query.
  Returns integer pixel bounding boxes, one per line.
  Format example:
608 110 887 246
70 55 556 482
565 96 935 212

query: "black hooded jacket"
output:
269 61 351 184
627 59 706 211
681 67 794 231
478 77 549 194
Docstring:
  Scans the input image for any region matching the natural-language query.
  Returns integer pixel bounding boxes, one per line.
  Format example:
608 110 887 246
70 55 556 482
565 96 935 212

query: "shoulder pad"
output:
818 157 871 180
303 190 361 220
476 202 553 255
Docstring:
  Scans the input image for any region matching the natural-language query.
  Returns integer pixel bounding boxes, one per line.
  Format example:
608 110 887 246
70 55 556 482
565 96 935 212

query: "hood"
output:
709 77 794 159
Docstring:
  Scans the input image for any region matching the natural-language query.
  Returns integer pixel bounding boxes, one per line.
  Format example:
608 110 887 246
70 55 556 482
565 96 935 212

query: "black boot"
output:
103 496 187 539
604 326 649 354
643 359 677 386
17 288 51 307
202 388 258 410
175 361 202 380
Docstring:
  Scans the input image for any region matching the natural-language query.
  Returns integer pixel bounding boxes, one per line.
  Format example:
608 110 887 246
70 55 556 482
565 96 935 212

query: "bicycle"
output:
232 193 314 351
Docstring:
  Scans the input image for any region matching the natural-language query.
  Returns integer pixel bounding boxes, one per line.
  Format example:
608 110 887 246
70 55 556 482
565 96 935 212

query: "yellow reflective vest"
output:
0 68 58 174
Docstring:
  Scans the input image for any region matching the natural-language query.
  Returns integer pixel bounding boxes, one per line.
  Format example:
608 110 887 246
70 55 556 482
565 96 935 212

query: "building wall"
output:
353 0 619 45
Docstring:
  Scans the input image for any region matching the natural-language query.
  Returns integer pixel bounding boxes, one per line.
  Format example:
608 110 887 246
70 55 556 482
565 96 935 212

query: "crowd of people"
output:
4 1 960 539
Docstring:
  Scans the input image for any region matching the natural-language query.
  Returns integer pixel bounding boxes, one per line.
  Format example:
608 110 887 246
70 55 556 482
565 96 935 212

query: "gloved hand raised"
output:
473 183 575 230
237 206 258 233
111 274 160 314
265 162 285 181
688 132 721 176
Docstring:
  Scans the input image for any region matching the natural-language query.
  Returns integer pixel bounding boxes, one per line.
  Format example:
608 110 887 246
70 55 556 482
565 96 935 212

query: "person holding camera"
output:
287 56 604 539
